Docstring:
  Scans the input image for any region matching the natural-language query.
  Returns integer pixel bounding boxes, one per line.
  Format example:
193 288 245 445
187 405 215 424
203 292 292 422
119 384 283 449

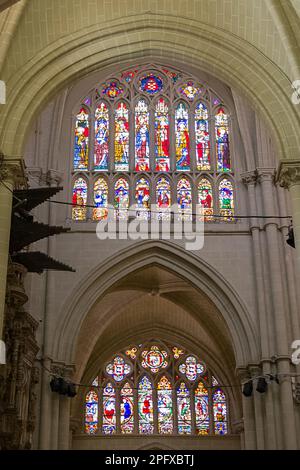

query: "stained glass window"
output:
138 376 154 434
155 98 170 171
219 179 234 220
115 102 129 171
135 177 150 219
102 383 116 435
156 176 171 219
198 178 213 221
179 356 205 381
213 389 228 435
195 103 210 170
175 103 190 171
215 107 231 172
72 178 87 221
114 178 129 219
177 177 192 220
135 100 150 171
72 65 235 222
120 382 134 434
85 391 98 434
106 356 131 382
94 103 109 170
83 341 230 437
93 177 108 221
157 376 173 434
195 382 210 435
74 107 89 170
177 382 192 435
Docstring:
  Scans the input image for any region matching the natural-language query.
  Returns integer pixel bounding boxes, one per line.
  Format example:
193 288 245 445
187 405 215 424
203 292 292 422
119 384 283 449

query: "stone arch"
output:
0 14 299 162
52 240 259 368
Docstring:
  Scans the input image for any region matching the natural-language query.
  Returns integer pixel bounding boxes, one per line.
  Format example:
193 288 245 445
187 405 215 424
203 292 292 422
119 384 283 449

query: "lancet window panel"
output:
82 342 230 436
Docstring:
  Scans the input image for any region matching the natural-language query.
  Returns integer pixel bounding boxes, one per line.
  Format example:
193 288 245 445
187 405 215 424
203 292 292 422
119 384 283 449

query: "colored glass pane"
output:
215 107 231 172
213 389 227 435
85 391 98 434
135 100 150 171
138 376 154 434
175 103 190 170
219 179 234 220
106 356 131 382
74 107 89 170
139 74 163 94
121 69 138 83
102 81 124 100
157 376 173 434
162 68 181 83
93 177 108 221
177 382 192 435
198 178 213 221
179 81 201 101
120 383 134 434
135 177 150 219
141 345 168 373
114 178 129 219
126 347 138 359
94 103 109 170
155 98 170 171
212 376 219 386
72 178 87 221
114 102 129 171
156 176 171 219
195 102 210 170
195 382 210 435
102 383 116 435
172 347 184 359
179 356 205 381
177 177 192 220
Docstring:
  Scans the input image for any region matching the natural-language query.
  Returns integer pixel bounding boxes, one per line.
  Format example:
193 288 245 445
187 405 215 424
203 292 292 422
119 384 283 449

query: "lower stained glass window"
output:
177 382 192 435
195 381 210 435
157 376 173 434
102 383 116 435
85 391 98 435
120 383 134 434
72 177 87 221
138 376 154 434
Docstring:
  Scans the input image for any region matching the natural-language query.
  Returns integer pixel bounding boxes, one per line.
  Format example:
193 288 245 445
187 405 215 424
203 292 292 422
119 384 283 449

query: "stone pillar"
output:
258 168 297 449
58 396 71 450
277 160 300 277
237 369 257 450
0 157 25 354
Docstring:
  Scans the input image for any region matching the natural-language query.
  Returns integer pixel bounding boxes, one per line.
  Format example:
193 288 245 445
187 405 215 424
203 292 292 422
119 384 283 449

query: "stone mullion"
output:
134 384 139 435
153 380 159 434
170 103 176 173
189 104 196 174
109 103 115 173
209 385 214 436
150 104 155 173
172 382 178 435
115 385 121 434
190 384 196 435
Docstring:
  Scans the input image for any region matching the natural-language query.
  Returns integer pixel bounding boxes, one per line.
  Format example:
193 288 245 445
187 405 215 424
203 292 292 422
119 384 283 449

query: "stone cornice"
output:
0 153 26 187
276 160 300 189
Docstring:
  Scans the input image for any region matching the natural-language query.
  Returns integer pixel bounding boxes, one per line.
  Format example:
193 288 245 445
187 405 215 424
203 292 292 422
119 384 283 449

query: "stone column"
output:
258 168 297 449
58 396 71 449
0 157 25 357
237 369 257 450
277 160 300 277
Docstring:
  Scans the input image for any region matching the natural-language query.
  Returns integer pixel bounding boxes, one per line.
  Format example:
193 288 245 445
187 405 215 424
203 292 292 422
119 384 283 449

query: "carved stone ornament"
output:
276 160 300 189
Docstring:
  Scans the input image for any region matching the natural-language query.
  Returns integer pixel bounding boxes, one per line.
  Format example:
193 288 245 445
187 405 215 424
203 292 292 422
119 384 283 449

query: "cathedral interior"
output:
0 0 300 451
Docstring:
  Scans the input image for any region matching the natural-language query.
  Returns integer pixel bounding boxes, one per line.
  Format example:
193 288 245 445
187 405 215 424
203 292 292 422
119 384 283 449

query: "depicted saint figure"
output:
200 189 212 209
176 119 190 169
196 120 210 168
220 187 232 209
217 128 230 171
123 400 132 420
135 114 150 171
115 118 129 167
142 398 151 415
95 119 109 168
157 189 170 208
104 400 115 421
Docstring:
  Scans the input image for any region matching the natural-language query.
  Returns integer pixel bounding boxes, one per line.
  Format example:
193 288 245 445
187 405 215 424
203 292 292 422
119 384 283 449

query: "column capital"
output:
0 153 26 187
276 159 300 189
256 167 276 184
241 170 258 186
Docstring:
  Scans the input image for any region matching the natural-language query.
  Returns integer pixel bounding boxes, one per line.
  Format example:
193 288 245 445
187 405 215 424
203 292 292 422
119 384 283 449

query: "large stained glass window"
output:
84 341 230 437
157 376 173 434
94 102 109 170
115 102 129 171
74 107 89 170
138 376 154 434
195 102 210 170
102 383 116 435
198 178 213 221
120 382 134 434
85 391 98 434
219 179 234 220
215 107 231 172
72 65 235 222
213 389 228 435
135 177 150 219
175 103 190 171
155 98 170 171
177 382 192 435
135 99 150 171
195 382 210 435
93 177 108 221
72 177 87 221
114 178 129 219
